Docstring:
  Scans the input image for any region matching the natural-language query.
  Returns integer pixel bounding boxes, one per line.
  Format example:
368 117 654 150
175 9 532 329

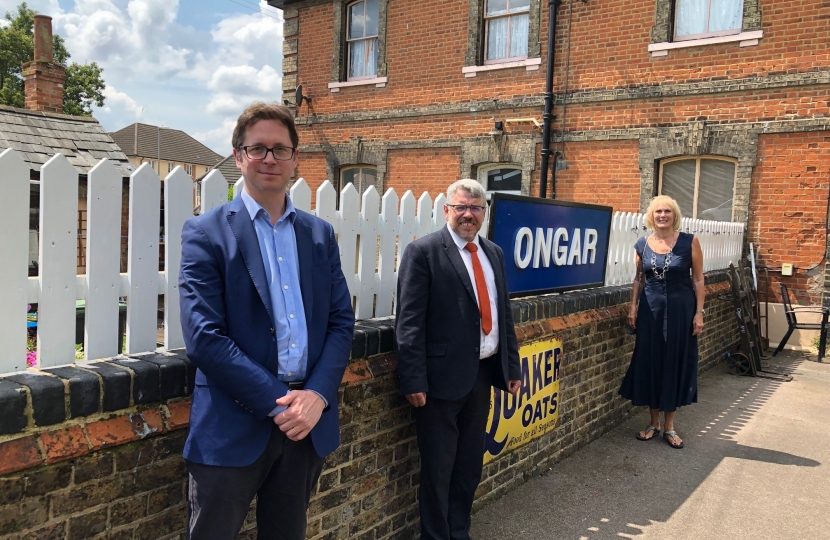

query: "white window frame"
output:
483 0 530 65
167 162 174 173
346 0 379 81
478 163 523 200
658 155 738 220
185 163 193 176
674 0 743 42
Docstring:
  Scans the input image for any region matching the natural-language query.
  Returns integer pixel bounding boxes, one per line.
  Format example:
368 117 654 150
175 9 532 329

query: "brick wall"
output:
286 0 830 115
386 147 462 197
0 276 737 539
296 151 330 206
550 140 642 211
280 0 830 302
747 131 830 304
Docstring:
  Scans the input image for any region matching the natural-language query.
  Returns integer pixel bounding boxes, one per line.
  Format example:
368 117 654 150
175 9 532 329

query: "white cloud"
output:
187 6 283 83
101 84 143 116
205 92 243 116
202 63 282 132
56 0 191 79
208 64 281 94
193 118 237 155
2 0 284 155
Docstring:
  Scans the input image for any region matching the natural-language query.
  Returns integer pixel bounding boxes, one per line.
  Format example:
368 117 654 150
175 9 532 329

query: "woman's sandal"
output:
636 425 660 441
663 430 685 449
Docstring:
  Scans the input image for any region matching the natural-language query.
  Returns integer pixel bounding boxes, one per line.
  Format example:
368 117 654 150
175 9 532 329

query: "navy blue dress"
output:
619 232 698 412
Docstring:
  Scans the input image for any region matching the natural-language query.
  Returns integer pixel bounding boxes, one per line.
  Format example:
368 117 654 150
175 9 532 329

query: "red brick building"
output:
268 0 830 303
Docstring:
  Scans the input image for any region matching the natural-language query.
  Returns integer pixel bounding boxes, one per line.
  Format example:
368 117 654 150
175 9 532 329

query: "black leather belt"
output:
287 381 305 391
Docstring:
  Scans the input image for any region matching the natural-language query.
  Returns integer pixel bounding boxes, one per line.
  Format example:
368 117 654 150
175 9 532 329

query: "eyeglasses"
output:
445 204 486 215
240 145 296 161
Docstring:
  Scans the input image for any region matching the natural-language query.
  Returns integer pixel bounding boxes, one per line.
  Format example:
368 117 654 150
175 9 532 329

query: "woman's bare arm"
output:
691 236 705 336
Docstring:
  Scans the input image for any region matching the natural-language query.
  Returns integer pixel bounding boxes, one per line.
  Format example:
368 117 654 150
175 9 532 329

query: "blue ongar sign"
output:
487 194 612 297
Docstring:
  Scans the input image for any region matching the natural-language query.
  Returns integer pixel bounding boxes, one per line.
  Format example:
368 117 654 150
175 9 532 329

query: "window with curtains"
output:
659 157 736 221
674 0 743 41
347 0 379 80
484 0 530 64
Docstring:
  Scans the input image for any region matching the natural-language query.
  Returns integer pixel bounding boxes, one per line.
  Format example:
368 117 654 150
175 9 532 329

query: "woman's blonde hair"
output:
645 195 682 231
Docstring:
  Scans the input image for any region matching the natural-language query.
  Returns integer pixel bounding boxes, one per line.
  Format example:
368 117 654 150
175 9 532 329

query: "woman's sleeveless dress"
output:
619 232 698 412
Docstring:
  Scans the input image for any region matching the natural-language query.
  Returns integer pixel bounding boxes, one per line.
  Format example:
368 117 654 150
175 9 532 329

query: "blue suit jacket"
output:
179 195 354 466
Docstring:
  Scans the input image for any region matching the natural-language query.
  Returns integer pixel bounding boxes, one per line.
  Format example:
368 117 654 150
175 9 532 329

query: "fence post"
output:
354 186 380 319
316 181 337 232
376 188 399 318
398 191 417 265
37 154 79 367
163 167 192 350
416 192 433 239
0 150 31 372
433 194 447 233
200 169 229 214
290 178 311 213
126 164 161 354
84 159 123 361
338 183 360 300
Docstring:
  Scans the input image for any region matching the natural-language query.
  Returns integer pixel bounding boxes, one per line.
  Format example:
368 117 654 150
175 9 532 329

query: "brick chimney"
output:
21 15 66 113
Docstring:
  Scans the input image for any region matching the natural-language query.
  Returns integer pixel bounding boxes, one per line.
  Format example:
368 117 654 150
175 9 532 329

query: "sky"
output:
0 0 285 156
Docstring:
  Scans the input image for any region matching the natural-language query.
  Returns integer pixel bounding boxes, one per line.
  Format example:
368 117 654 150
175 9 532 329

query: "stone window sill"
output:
648 30 764 57
328 77 388 92
462 58 542 78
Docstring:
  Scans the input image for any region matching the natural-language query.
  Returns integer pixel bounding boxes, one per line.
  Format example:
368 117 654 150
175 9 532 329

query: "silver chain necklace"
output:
649 234 676 280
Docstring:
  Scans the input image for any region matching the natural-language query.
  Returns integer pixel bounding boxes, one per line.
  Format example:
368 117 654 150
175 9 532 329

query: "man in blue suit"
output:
179 102 354 540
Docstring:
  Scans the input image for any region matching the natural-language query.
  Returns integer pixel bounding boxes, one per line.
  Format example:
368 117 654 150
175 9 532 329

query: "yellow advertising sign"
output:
484 337 562 464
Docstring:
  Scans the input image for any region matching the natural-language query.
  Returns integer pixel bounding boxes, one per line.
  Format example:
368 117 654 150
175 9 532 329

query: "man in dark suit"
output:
179 102 354 540
395 179 521 540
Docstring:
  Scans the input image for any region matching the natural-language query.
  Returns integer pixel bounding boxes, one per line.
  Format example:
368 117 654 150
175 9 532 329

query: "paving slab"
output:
470 351 830 540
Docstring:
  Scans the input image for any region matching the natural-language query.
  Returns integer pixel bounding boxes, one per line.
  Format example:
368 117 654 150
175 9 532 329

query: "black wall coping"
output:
0 271 729 435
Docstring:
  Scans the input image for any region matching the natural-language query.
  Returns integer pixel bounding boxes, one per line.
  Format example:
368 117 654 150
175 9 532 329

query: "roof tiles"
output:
110 123 224 167
0 105 133 176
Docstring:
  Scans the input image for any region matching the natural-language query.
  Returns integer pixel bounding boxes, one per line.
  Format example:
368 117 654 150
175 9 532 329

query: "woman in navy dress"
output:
619 195 705 449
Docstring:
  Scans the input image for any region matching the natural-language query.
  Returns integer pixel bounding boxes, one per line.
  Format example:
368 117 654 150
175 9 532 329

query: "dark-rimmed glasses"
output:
240 145 296 161
445 203 486 215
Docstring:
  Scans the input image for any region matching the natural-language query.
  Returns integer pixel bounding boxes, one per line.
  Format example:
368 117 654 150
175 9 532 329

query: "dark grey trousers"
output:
185 425 325 540
414 356 495 540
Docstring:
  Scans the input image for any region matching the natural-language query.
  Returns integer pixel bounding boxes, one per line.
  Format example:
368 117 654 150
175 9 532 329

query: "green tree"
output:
63 62 105 116
0 2 105 115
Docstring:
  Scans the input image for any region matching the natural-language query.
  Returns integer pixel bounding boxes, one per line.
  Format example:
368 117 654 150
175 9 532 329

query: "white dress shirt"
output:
447 225 500 359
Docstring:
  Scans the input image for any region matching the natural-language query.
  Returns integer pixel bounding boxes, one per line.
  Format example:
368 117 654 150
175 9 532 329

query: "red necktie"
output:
465 243 492 335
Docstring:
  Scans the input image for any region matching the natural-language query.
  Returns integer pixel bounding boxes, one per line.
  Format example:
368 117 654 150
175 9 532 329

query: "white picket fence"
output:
0 149 460 373
0 148 744 373
603 212 745 286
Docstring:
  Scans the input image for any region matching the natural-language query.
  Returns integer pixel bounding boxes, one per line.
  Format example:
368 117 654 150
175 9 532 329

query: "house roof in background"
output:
0 105 133 176
109 123 224 167
199 154 242 184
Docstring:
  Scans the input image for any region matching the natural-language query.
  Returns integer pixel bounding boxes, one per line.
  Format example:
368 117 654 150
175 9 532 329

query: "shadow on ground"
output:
470 350 828 540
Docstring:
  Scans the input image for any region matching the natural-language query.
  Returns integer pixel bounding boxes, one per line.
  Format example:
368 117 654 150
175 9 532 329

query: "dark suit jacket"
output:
179 195 354 466
395 226 521 400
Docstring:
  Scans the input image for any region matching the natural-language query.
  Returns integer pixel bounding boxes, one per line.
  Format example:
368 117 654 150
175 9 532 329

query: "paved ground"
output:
470 350 830 540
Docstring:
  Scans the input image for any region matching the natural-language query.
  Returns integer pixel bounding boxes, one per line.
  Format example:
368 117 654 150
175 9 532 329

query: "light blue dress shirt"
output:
240 190 325 413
